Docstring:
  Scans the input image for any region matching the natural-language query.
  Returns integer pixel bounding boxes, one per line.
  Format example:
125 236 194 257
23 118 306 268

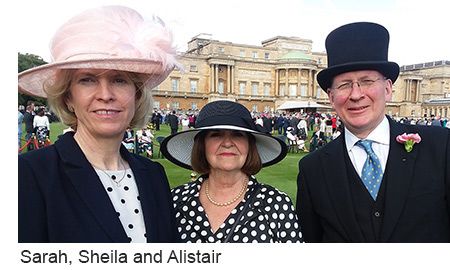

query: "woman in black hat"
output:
161 100 303 243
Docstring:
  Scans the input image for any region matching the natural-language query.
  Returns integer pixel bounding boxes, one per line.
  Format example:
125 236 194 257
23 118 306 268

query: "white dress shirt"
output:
345 116 390 178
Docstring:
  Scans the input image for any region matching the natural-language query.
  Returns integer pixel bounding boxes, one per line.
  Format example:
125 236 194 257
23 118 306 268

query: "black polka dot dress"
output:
95 168 146 243
172 176 303 243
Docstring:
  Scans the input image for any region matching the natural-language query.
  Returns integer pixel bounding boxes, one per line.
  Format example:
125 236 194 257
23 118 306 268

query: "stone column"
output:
275 69 279 96
210 64 214 93
285 68 288 95
231 66 234 94
227 65 231 94
298 68 301 97
215 65 219 93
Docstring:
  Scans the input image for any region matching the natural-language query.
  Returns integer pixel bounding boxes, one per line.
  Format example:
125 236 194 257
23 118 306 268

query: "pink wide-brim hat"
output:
18 5 182 98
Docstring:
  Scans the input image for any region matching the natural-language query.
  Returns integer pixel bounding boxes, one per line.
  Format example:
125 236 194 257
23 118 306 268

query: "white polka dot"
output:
243 236 249 243
260 234 267 241
181 233 187 239
190 232 196 238
173 195 179 201
194 225 200 231
251 230 257 237
284 222 291 229
196 216 202 222
283 204 289 211
208 236 215 242
201 230 207 236
259 224 265 231
290 231 297 238
279 213 285 220
272 213 278 219
250 221 256 227
229 218 235 225
216 232 224 238
182 206 188 211
276 196 282 202
191 200 197 207
242 227 248 234
247 211 254 217
264 206 271 212
280 231 287 238
189 210 195 217
233 235 240 241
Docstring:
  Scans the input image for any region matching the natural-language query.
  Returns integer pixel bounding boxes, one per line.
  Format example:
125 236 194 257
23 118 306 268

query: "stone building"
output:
153 34 450 118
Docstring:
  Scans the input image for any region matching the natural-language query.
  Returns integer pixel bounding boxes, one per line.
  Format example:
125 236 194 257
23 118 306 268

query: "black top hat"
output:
161 100 287 170
317 22 400 91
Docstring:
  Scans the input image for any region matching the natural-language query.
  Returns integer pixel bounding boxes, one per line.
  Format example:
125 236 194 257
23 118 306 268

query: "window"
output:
252 82 259 96
171 102 180 110
252 51 258 58
252 104 258 112
264 105 271 112
279 84 285 96
218 80 224 94
153 101 160 109
289 84 297 96
316 87 322 99
240 50 245 57
264 83 270 96
300 84 307 97
189 65 198 72
264 52 270 59
190 79 198 93
171 78 179 92
191 103 198 110
239 82 246 95
218 47 225 53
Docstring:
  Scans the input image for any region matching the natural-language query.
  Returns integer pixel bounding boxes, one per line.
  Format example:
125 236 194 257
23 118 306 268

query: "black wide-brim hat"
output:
161 100 288 170
317 22 400 91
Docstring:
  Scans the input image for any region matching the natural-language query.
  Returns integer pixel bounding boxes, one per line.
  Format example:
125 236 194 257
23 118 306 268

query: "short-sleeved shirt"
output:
172 176 303 243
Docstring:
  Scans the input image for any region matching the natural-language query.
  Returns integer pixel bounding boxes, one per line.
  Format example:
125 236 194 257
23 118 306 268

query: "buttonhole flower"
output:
396 133 421 152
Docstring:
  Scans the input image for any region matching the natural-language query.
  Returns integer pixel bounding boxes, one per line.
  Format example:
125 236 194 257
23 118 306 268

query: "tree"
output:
18 53 48 106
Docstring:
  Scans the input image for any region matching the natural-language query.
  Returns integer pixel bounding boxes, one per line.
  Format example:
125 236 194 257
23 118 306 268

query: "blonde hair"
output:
45 70 153 131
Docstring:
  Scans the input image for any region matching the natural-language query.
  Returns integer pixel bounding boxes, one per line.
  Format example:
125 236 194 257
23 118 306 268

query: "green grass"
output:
20 122 306 203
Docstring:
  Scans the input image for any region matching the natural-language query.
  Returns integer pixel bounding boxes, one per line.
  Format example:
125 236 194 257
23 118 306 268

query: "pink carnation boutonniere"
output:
396 133 421 152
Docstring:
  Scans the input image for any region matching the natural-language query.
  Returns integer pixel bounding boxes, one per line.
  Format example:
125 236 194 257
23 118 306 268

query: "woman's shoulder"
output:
171 180 199 205
258 183 292 201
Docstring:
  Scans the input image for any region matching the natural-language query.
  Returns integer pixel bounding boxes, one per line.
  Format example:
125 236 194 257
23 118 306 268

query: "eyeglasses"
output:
331 77 386 92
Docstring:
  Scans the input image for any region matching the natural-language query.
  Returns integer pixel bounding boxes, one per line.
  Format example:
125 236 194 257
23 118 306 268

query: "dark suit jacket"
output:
296 117 450 242
18 132 179 243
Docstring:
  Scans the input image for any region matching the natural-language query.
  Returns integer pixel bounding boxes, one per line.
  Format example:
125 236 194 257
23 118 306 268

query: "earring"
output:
68 105 74 112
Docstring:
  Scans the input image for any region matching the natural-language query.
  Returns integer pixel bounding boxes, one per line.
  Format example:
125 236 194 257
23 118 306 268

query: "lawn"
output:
20 122 307 203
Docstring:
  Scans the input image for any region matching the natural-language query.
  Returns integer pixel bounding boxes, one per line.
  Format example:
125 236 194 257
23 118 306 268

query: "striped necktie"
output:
356 140 383 200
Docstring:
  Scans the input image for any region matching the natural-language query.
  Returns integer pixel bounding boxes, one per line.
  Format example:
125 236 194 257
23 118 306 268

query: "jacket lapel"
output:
55 133 128 242
321 135 365 242
380 119 418 241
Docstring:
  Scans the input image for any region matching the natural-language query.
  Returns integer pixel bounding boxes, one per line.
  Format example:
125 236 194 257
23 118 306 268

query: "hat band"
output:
196 115 256 131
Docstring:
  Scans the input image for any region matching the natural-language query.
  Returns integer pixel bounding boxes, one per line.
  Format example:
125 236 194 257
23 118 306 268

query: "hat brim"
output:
18 58 176 97
317 61 400 92
160 125 288 171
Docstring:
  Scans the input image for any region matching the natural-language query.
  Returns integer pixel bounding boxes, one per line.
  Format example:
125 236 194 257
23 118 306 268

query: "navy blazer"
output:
297 117 450 242
18 132 179 243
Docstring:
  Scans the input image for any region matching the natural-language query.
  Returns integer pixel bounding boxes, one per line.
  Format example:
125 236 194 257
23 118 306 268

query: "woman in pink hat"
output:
18 6 181 243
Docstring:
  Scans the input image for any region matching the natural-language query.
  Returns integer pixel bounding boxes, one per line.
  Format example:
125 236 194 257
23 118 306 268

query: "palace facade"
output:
153 34 450 118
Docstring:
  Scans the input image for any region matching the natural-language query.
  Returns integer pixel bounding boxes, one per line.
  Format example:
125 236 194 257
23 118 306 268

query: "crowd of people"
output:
17 5 449 244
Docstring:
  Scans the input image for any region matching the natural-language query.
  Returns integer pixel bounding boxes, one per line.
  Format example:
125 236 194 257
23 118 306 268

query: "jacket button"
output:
374 211 381 218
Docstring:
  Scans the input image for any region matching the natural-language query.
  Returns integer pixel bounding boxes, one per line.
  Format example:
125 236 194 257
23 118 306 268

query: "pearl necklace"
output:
204 178 248 207
95 158 127 187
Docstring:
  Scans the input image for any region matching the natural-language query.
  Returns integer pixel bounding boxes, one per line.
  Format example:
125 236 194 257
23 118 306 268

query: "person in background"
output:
18 5 180 243
167 110 179 135
297 22 450 242
23 103 35 151
33 107 50 137
161 100 303 243
18 108 24 149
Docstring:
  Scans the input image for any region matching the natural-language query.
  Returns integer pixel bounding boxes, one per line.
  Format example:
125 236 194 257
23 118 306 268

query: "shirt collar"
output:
345 116 390 152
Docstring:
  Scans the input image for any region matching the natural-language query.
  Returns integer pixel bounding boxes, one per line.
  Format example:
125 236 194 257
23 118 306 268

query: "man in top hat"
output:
296 22 450 242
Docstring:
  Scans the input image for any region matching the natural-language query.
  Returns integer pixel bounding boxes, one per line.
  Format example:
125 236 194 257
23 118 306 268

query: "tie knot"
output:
356 140 374 154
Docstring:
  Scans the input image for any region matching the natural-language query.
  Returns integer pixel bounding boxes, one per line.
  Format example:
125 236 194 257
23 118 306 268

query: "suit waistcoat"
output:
345 153 387 242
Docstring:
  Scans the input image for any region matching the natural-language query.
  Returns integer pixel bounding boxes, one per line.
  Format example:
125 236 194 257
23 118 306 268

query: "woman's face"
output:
204 130 249 174
67 69 136 139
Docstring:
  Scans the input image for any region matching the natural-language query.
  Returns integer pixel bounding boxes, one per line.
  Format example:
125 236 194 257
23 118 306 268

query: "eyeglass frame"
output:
329 77 387 93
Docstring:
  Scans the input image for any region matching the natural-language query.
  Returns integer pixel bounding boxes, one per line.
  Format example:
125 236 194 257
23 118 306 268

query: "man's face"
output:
327 70 392 138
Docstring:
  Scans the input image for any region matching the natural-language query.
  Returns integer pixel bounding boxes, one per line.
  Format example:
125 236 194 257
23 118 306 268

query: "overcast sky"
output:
15 0 449 66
